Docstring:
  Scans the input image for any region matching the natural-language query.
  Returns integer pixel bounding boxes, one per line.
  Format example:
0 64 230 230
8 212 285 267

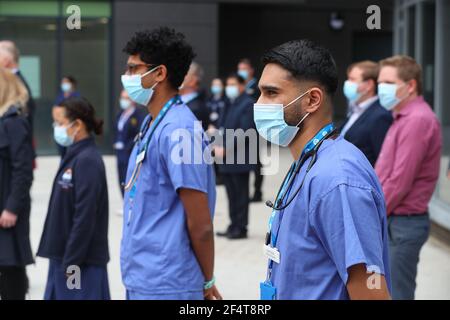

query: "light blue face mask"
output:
61 82 72 93
211 85 223 95
253 90 311 147
120 98 132 110
237 69 249 80
378 83 406 111
53 122 76 147
343 80 363 103
121 65 160 106
225 85 240 100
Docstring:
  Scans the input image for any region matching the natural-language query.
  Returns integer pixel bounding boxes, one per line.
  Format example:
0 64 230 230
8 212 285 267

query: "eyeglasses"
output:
125 63 155 75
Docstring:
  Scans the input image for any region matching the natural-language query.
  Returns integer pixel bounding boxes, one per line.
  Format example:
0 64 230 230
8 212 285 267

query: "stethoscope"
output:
265 128 338 211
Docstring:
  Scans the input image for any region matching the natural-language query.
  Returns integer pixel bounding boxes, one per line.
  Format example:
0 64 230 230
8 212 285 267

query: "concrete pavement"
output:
26 151 450 300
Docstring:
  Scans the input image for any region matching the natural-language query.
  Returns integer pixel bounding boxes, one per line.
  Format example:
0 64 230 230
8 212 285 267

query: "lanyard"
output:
124 95 181 195
265 123 335 278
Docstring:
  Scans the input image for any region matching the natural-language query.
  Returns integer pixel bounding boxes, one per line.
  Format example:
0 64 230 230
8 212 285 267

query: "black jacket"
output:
341 99 393 166
16 71 36 136
186 92 210 131
37 137 109 270
114 107 146 164
218 93 257 174
0 105 34 266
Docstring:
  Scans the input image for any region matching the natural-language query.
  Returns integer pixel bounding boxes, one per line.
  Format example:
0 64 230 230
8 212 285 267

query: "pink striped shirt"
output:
375 96 442 215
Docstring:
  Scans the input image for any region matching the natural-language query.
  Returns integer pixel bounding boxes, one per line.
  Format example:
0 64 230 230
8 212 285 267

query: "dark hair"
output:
123 27 196 90
58 97 103 135
239 58 253 68
261 39 338 95
227 73 246 85
63 75 77 87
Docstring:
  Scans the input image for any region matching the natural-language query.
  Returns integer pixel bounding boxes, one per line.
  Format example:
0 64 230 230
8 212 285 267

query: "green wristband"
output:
204 276 216 290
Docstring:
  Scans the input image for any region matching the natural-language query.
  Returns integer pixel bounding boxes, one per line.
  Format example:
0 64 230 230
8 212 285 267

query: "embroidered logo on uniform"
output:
58 168 73 189
131 117 137 126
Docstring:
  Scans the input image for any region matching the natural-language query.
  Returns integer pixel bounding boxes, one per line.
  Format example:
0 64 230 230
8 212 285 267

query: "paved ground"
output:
26 151 450 300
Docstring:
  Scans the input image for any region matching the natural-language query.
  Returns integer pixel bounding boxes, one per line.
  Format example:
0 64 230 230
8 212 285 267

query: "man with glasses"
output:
119 27 221 300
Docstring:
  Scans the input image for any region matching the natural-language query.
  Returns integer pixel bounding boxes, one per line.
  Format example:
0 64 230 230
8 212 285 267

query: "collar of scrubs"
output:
267 122 335 254
125 95 181 197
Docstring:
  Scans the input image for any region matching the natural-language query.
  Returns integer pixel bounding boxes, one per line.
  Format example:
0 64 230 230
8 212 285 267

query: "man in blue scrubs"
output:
254 40 391 299
120 27 221 300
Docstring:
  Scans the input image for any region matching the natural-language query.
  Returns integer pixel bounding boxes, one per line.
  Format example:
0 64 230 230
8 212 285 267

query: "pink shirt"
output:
375 96 442 215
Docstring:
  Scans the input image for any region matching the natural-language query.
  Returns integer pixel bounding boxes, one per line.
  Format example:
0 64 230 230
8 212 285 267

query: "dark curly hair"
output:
59 97 104 135
262 39 338 95
123 27 196 90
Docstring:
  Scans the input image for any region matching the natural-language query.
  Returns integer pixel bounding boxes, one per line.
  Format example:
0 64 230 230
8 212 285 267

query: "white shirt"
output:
340 96 378 137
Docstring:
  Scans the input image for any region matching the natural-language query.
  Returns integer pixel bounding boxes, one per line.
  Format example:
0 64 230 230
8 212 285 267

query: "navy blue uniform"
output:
0 105 34 300
218 93 256 235
206 95 227 128
37 137 110 300
114 107 146 196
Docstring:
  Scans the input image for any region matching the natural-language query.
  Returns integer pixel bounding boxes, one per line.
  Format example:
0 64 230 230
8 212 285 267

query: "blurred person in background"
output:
340 60 392 166
0 41 36 140
215 73 256 240
0 67 34 300
54 76 81 158
114 89 146 197
206 77 227 130
238 58 264 202
180 61 210 131
376 55 442 300
37 97 110 300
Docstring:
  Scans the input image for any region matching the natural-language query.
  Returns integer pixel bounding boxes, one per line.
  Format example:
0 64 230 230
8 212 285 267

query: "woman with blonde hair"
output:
0 67 34 300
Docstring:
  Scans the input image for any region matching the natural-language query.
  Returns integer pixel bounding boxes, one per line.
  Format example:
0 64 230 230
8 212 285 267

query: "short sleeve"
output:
310 183 387 284
159 123 212 193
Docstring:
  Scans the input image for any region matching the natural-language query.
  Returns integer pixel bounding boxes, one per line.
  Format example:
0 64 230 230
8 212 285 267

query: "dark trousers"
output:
388 214 430 300
0 266 27 300
223 172 250 233
117 159 128 197
253 159 263 196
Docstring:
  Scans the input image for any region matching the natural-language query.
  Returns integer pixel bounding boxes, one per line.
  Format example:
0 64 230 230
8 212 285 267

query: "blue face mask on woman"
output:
121 65 160 106
53 122 76 147
253 90 311 147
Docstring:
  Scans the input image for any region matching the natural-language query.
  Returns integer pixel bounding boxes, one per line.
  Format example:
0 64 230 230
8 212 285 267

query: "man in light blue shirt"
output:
120 27 221 300
255 39 391 300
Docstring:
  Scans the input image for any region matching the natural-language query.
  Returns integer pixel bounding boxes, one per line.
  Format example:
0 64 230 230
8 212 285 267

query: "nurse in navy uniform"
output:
37 97 110 300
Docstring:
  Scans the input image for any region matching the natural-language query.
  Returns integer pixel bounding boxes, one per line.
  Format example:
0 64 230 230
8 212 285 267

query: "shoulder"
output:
159 103 202 138
75 145 104 170
309 137 383 199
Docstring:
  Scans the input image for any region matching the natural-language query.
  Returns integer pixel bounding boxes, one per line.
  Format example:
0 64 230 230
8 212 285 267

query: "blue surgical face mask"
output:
378 83 406 111
61 82 72 93
53 122 76 147
238 69 249 80
343 80 363 103
211 85 223 96
253 90 311 147
121 65 160 106
225 85 240 100
120 98 132 110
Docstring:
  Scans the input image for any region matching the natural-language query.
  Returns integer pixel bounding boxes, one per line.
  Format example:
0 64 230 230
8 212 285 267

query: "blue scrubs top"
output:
120 101 216 296
269 135 391 299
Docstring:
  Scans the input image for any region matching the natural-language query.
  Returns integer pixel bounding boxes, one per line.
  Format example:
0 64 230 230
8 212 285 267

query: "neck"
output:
356 92 376 105
74 130 89 143
148 87 178 119
394 92 418 113
289 117 331 160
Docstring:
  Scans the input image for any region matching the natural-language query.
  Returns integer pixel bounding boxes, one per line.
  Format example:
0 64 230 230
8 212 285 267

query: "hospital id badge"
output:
260 281 277 300
263 244 280 264
136 150 146 164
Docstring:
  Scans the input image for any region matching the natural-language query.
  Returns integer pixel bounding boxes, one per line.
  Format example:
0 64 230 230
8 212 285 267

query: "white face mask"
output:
253 90 311 147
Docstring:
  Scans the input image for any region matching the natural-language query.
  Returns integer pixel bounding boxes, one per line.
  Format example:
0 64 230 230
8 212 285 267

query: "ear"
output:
154 65 168 83
406 79 417 95
303 87 323 114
